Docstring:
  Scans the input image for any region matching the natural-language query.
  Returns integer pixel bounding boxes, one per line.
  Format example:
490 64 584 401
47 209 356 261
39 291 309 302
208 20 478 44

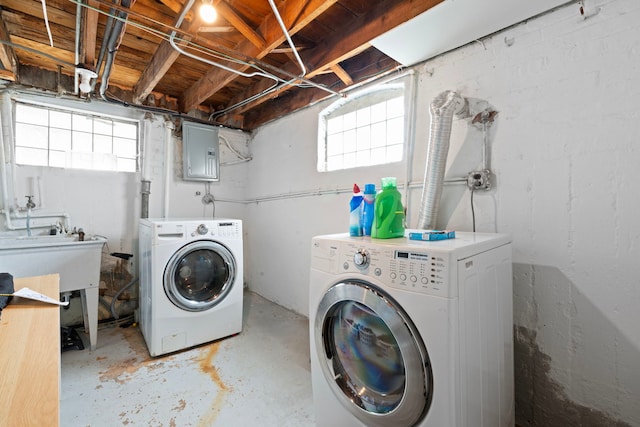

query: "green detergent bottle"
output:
371 177 405 239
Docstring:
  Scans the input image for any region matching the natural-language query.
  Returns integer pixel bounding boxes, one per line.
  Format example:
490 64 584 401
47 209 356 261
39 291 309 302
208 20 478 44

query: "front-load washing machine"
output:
139 218 243 357
309 232 514 427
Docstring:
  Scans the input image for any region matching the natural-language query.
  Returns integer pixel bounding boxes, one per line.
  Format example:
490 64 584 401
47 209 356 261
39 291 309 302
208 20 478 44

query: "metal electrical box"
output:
182 121 219 181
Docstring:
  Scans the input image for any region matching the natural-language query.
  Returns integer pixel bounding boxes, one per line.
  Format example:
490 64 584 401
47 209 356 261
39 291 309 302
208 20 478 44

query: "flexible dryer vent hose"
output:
417 90 467 230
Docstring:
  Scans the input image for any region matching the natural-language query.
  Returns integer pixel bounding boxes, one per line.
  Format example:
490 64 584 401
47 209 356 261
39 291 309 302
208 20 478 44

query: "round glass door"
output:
164 240 236 311
314 280 433 427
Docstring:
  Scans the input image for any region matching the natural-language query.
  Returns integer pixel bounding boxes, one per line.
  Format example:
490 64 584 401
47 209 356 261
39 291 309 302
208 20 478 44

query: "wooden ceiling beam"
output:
218 0 443 120
0 69 16 81
80 0 99 69
179 0 338 112
242 48 394 128
2 11 76 51
215 2 265 49
156 0 185 15
330 64 353 85
0 12 18 76
242 81 333 129
0 0 76 29
270 43 313 54
9 35 76 71
304 0 444 76
132 0 212 103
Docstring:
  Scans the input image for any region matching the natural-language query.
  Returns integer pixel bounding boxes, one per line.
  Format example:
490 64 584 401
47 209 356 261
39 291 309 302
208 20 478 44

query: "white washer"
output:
139 218 243 357
309 232 514 427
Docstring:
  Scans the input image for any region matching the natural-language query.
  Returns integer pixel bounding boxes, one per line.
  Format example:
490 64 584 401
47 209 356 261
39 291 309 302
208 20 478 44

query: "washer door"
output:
164 240 236 311
315 280 433 427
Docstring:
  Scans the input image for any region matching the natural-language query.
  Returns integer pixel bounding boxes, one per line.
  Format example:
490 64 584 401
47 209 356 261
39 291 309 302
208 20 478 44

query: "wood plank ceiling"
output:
0 0 442 131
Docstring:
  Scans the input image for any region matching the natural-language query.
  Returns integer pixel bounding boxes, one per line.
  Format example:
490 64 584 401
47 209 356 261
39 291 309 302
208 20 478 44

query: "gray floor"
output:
61 291 315 426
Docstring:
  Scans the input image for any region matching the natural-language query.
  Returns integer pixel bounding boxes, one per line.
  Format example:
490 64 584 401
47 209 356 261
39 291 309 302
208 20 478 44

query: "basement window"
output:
317 78 408 172
13 102 138 172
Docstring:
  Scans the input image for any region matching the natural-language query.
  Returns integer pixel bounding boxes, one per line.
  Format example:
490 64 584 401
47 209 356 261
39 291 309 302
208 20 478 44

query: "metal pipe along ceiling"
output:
99 0 133 98
417 90 467 230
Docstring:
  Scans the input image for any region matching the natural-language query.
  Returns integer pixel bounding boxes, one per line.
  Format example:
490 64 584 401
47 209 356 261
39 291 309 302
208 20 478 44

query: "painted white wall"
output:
0 0 638 422
0 95 250 282
0 93 147 259
152 125 250 221
246 0 639 424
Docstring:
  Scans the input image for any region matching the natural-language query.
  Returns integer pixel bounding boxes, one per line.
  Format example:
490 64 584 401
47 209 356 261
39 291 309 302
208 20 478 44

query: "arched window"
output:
317 76 410 172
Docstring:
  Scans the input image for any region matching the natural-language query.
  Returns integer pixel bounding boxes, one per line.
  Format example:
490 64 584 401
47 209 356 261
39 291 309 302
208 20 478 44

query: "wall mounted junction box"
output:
467 170 491 190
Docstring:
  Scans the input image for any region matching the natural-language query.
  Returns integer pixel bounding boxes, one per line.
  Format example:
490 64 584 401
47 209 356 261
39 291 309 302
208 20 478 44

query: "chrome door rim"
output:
164 240 236 311
314 280 432 427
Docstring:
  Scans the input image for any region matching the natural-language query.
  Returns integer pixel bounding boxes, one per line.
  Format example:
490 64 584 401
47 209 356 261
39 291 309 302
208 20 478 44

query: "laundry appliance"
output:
139 218 243 356
309 232 513 426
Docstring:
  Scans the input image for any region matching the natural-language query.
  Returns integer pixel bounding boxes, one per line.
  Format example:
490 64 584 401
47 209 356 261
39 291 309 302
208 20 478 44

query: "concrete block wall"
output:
246 0 640 424
0 0 638 424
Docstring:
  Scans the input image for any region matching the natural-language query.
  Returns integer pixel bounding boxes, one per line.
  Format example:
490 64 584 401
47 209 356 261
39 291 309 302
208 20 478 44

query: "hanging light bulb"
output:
199 0 217 24
76 67 97 94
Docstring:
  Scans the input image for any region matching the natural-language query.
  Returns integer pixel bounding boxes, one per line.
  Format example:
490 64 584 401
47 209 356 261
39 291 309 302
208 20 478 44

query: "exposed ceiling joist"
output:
0 11 17 76
0 0 443 131
80 0 99 69
331 64 352 85
218 0 443 119
215 1 265 49
133 0 201 103
179 0 338 112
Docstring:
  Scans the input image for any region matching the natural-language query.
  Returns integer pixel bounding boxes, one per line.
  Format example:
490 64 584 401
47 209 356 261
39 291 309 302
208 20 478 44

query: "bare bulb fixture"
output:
199 0 217 23
76 67 97 94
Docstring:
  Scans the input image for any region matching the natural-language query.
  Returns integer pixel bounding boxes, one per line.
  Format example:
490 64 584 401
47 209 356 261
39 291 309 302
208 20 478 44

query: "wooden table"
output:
0 274 60 427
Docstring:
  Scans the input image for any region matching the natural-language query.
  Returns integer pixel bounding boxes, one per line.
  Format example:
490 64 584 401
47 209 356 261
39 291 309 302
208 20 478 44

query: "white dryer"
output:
139 218 243 357
309 232 514 427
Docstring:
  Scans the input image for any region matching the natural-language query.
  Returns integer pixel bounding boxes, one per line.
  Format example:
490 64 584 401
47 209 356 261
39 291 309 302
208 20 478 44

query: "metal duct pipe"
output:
140 180 150 219
417 90 467 230
99 0 132 98
163 119 174 219
92 3 117 92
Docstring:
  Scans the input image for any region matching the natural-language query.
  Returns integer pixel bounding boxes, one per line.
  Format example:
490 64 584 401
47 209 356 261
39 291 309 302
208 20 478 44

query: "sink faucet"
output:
25 195 36 236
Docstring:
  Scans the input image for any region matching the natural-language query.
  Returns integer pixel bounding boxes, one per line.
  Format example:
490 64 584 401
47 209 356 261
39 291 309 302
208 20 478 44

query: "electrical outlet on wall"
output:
467 170 491 190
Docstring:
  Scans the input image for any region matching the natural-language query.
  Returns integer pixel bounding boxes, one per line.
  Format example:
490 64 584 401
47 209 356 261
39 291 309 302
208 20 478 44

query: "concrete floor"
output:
61 291 315 426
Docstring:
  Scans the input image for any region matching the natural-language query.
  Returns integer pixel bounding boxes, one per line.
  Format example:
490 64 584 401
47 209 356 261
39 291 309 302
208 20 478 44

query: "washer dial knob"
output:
353 249 370 269
196 224 209 235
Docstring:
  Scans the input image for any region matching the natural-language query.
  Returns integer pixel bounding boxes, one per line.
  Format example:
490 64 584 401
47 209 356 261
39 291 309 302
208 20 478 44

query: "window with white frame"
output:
318 78 408 172
14 102 138 172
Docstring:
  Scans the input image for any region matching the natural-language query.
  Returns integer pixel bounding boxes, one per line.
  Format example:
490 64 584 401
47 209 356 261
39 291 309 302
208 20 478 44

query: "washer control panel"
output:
388 250 450 297
334 242 453 298
353 248 370 269
189 221 242 239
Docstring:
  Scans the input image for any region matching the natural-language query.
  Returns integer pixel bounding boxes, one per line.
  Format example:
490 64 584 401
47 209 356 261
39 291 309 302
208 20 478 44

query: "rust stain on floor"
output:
120 325 151 358
173 399 187 412
199 341 229 391
98 326 177 384
97 328 234 424
99 357 143 384
196 341 231 426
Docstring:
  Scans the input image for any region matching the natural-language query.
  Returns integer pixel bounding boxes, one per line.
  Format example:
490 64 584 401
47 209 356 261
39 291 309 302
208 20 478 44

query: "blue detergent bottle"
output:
349 184 363 236
361 183 376 236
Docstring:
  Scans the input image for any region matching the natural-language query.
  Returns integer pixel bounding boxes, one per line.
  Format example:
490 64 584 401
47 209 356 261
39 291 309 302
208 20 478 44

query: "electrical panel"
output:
182 121 219 181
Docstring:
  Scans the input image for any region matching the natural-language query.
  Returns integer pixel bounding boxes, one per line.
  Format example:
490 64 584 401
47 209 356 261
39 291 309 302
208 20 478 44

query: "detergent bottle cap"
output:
381 177 397 189
364 183 376 194
353 183 361 194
